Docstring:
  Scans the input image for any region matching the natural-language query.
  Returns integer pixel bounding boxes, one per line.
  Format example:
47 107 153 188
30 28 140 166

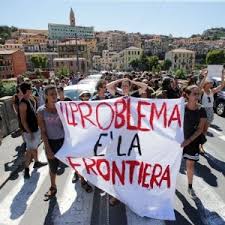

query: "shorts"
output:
183 138 200 161
23 130 41 150
205 107 214 124
47 138 64 174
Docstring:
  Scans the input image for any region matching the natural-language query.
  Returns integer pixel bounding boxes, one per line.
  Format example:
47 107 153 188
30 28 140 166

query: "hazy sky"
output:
1 0 225 37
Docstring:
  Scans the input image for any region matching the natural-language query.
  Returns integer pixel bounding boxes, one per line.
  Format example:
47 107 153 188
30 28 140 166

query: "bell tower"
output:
70 8 75 26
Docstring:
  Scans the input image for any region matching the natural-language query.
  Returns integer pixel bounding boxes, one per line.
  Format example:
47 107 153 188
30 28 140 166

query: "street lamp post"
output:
75 33 79 74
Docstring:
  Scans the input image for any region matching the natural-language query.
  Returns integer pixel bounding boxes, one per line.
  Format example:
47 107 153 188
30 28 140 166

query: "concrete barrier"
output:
0 96 19 137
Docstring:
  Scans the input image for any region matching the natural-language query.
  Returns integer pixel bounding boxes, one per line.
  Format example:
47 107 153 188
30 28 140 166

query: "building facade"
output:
0 44 24 51
25 52 58 71
165 49 195 72
119 46 143 70
48 24 94 40
0 50 27 79
92 46 143 71
53 57 87 75
48 8 94 40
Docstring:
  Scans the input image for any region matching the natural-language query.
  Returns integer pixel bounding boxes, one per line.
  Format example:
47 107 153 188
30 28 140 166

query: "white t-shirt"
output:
201 90 214 108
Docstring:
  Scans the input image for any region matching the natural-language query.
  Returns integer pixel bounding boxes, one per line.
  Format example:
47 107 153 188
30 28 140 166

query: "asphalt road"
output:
0 114 225 225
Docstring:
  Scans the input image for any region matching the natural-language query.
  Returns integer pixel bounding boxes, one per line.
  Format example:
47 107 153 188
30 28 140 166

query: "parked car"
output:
64 83 96 100
64 74 103 100
211 77 225 117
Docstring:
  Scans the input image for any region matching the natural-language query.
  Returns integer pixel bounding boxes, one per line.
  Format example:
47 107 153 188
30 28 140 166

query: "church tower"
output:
70 8 75 26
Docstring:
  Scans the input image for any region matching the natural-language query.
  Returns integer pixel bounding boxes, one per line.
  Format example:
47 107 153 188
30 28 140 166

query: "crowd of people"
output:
0 68 225 202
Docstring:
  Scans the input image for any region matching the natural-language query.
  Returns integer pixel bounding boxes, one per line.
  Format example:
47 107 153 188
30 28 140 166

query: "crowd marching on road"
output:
0 68 225 224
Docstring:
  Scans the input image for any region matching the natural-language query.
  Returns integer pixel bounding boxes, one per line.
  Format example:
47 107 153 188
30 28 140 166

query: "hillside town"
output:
1 5 225 225
0 8 225 80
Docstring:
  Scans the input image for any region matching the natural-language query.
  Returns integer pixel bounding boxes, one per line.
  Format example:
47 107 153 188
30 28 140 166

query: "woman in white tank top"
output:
198 69 225 153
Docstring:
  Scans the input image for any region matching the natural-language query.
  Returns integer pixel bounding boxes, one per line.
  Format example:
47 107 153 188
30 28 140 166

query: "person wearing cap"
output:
79 90 91 100
199 69 225 153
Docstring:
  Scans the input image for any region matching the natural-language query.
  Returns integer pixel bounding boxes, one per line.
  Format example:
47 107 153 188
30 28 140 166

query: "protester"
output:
91 79 109 100
199 69 225 153
70 90 93 193
181 85 207 198
57 86 72 101
32 80 45 107
37 85 65 200
19 82 47 179
106 77 147 205
106 77 147 97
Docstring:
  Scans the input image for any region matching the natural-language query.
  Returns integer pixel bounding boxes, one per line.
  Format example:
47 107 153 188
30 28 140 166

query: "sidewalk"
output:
0 135 25 189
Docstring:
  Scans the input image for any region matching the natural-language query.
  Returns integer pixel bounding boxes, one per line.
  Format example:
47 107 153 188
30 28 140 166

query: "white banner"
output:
207 65 223 79
55 97 185 220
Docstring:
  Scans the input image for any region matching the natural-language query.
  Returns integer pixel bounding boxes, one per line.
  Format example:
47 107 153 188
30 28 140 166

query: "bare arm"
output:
212 71 225 94
19 103 32 134
106 78 125 96
12 95 18 115
37 112 54 159
199 70 208 90
130 80 148 95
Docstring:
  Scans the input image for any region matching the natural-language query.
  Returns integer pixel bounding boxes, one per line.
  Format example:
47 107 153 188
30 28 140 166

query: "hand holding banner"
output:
55 97 185 220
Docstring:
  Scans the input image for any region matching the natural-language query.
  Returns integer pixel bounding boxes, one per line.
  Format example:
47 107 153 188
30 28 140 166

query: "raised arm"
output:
198 69 208 90
106 78 125 96
212 70 225 94
130 80 148 94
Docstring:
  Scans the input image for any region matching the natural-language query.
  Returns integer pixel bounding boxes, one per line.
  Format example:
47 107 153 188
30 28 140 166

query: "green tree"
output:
161 59 172 70
31 55 48 69
148 56 159 71
175 69 186 79
206 50 225 65
139 54 150 71
56 67 69 78
129 59 140 71
0 26 18 44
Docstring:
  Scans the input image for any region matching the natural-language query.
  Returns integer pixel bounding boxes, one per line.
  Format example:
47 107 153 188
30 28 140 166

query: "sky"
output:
1 0 225 37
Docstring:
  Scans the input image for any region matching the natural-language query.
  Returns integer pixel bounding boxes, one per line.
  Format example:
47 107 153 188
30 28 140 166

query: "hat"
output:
79 90 91 98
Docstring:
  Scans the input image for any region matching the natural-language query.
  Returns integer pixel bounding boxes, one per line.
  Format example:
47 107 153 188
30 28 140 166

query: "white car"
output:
64 83 96 101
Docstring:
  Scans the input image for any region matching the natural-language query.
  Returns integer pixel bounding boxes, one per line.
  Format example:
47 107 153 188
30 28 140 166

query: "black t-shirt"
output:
114 89 140 98
166 88 181 99
91 94 109 101
19 98 38 133
184 105 207 140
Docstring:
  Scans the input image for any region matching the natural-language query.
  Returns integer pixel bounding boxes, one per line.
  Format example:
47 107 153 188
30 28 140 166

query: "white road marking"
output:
209 128 225 142
178 170 225 225
52 172 94 225
126 207 166 225
0 149 48 225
